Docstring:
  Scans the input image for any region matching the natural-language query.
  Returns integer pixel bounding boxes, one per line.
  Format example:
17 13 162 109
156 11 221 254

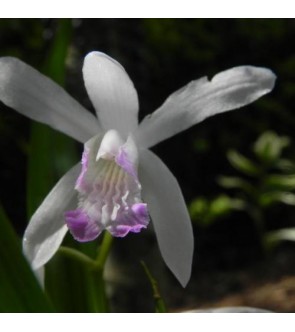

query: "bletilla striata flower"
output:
0 52 276 286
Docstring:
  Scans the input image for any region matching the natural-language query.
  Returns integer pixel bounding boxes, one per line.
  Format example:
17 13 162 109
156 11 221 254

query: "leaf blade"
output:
0 204 54 312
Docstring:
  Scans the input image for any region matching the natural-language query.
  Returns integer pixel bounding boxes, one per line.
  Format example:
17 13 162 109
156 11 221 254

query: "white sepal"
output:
137 66 276 148
0 57 100 143
23 164 81 270
139 149 194 287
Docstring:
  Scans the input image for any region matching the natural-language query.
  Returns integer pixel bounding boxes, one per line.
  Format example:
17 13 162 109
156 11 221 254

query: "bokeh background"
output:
1 18 295 312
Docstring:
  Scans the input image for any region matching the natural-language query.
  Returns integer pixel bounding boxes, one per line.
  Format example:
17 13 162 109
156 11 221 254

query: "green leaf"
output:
45 237 99 313
46 232 112 313
0 204 54 312
274 159 295 173
43 19 73 86
264 174 295 191
227 150 260 176
218 175 254 194
210 195 245 216
26 123 55 218
259 191 295 207
253 131 290 164
45 246 96 313
42 19 78 179
189 197 212 225
264 228 295 249
189 195 245 226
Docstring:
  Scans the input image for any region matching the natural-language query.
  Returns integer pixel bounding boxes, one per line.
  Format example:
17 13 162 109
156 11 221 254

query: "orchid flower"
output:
0 52 276 286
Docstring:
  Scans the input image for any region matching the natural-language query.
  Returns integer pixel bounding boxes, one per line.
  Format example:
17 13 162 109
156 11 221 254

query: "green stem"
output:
58 232 113 312
87 269 109 313
140 261 167 313
95 231 113 268
89 231 113 312
58 246 96 268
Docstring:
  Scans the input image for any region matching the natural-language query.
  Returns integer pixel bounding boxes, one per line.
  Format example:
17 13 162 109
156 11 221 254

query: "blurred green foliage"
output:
190 130 295 249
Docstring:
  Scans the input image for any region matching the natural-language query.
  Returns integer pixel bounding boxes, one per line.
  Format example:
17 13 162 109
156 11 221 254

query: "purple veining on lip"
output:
66 132 150 242
131 203 149 223
107 203 149 237
75 149 90 192
108 224 147 237
65 209 101 242
65 203 149 241
115 148 137 178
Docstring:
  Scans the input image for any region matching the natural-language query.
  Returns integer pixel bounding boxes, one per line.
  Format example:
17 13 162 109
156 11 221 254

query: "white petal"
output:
137 66 276 148
34 267 45 288
0 57 100 143
139 149 194 287
23 163 81 270
83 51 139 137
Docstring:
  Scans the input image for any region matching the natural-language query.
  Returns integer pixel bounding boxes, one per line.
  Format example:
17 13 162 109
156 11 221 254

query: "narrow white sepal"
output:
0 57 100 143
139 149 194 287
137 66 276 148
23 164 81 270
34 266 45 288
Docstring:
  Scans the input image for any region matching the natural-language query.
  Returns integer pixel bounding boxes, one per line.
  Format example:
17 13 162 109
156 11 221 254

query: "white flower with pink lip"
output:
0 52 276 286
65 129 149 241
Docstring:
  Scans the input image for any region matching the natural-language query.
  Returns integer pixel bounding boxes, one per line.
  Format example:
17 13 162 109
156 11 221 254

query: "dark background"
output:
0 19 295 312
